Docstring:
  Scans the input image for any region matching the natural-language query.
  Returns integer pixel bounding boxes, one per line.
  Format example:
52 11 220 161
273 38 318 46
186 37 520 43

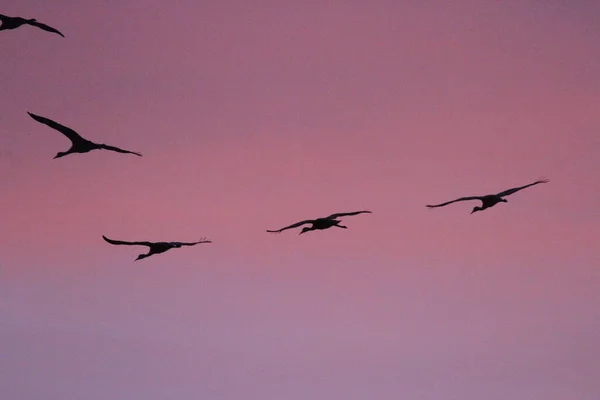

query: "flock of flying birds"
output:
3 12 550 261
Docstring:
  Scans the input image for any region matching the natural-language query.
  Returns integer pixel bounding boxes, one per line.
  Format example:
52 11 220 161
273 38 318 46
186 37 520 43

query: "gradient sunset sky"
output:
1 1 599 399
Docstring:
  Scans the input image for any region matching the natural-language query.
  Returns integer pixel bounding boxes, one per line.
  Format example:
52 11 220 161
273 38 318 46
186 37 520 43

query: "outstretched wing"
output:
173 238 212 246
425 196 483 208
99 144 142 157
326 210 372 219
495 179 549 198
266 220 314 233
27 20 65 37
102 235 152 247
27 112 86 143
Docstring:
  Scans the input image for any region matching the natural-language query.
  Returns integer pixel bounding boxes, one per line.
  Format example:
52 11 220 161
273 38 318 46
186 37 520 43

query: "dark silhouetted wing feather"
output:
99 144 142 157
426 196 484 208
495 179 549 198
266 220 315 233
102 235 152 247
326 210 372 219
171 239 212 246
27 112 86 143
27 20 64 37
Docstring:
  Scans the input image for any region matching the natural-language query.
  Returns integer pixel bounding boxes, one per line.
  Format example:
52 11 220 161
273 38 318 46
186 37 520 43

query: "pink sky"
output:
1 1 599 399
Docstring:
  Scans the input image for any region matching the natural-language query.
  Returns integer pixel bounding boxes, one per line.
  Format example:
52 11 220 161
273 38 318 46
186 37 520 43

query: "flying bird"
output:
27 112 142 158
426 179 549 214
102 235 212 261
266 211 372 235
0 13 64 37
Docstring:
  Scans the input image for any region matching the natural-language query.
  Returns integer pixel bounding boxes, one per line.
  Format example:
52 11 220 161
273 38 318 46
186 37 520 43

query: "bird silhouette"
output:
27 112 142 158
102 235 212 261
267 211 372 235
0 13 64 37
426 179 549 214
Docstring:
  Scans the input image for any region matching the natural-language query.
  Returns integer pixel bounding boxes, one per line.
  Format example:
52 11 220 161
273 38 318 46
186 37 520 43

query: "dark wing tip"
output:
102 235 117 244
26 112 46 123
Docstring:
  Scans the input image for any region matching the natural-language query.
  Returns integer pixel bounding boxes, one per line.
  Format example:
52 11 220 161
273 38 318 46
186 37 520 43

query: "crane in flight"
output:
28 112 142 158
0 13 64 37
267 210 372 235
426 179 549 214
102 235 212 261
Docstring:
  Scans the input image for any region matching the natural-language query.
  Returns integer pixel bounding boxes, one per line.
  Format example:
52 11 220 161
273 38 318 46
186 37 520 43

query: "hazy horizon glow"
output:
1 1 599 399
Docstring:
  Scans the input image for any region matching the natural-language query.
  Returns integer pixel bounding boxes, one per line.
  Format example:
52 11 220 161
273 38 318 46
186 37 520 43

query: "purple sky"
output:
1 1 599 399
